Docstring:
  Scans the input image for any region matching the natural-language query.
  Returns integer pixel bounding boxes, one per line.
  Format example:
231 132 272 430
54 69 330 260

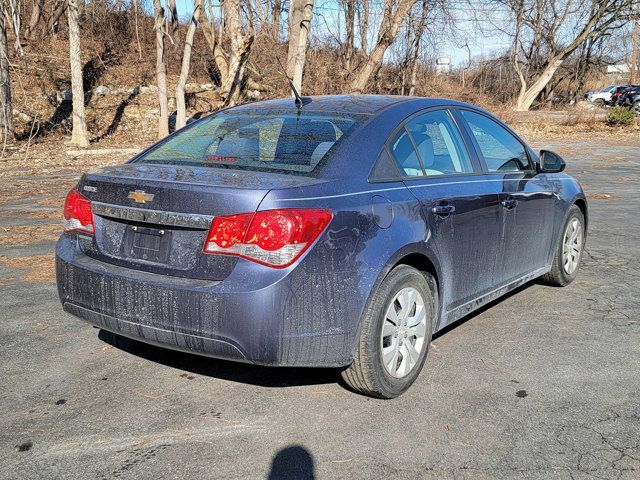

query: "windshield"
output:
136 110 368 175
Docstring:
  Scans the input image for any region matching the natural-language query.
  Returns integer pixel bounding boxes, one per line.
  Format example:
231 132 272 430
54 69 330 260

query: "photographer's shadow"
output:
267 445 315 480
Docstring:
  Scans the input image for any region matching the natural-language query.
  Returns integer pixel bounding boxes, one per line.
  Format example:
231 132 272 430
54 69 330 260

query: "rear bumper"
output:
63 302 248 361
56 235 356 367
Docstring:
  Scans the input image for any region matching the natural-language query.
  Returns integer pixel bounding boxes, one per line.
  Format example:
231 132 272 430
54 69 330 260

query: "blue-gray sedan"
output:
56 95 587 398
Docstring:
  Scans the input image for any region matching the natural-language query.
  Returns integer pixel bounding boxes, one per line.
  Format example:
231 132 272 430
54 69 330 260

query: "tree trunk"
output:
48 0 67 34
0 7 13 143
24 0 44 40
175 0 204 130
511 0 528 110
5 0 23 56
133 0 142 60
222 0 254 106
631 13 639 83
514 56 564 111
167 0 179 43
349 0 417 93
286 0 314 93
67 0 89 147
202 1 229 86
342 0 355 74
359 0 369 55
153 0 169 138
272 0 282 39
407 0 428 96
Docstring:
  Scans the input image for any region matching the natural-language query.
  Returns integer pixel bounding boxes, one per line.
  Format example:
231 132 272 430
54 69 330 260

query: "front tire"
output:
541 205 585 287
341 265 437 399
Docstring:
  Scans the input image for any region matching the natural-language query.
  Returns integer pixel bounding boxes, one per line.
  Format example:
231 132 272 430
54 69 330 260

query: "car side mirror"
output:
538 150 566 173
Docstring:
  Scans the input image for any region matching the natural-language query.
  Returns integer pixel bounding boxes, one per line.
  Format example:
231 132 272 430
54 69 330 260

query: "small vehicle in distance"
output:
617 85 640 109
631 93 640 115
56 95 588 398
608 85 630 106
586 85 617 106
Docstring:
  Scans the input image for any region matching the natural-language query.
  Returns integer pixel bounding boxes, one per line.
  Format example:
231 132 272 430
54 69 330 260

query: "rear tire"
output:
341 265 437 399
541 205 585 287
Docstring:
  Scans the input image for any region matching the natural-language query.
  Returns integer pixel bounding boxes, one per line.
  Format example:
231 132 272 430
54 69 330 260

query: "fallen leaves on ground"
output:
0 253 56 283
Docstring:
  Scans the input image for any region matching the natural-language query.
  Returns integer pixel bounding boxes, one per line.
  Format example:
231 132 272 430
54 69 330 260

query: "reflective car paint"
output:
56 95 587 367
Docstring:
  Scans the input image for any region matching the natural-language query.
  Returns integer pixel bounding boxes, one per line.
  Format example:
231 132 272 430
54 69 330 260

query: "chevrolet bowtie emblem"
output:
128 190 154 203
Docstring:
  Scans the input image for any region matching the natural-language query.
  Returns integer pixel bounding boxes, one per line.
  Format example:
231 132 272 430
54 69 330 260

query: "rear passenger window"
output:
405 110 473 176
389 128 423 177
460 110 531 172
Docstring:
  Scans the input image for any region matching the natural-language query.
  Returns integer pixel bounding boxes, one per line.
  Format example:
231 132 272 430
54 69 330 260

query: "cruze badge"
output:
128 190 154 203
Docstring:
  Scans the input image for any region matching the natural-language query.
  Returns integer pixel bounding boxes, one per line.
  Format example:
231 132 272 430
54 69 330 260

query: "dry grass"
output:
586 193 613 200
505 109 639 143
0 224 61 247
0 253 56 284
0 209 58 220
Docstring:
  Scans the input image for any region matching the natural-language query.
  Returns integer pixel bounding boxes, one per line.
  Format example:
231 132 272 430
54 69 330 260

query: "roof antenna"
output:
271 47 309 110
287 76 304 110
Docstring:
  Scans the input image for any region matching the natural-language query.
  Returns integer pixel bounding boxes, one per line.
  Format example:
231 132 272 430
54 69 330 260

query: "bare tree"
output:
399 0 429 95
631 6 639 83
5 0 23 56
202 0 227 83
224 0 255 104
24 0 44 40
153 0 169 138
349 0 419 93
203 0 255 105
341 0 356 74
166 0 179 42
68 0 89 147
0 0 14 143
272 0 282 39
358 0 369 55
48 0 67 35
286 0 314 93
175 0 204 129
133 0 142 60
505 0 640 111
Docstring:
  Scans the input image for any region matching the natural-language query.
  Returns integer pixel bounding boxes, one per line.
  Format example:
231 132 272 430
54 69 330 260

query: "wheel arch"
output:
573 196 588 234
353 246 444 346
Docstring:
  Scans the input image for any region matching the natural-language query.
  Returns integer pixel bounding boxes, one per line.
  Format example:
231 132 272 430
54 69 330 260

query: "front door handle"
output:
501 199 518 210
432 204 456 217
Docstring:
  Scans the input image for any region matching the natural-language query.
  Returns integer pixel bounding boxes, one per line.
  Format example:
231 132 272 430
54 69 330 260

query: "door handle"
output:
501 199 518 210
432 204 456 217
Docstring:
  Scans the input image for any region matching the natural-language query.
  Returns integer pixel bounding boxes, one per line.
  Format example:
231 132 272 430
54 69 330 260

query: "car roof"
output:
229 94 472 115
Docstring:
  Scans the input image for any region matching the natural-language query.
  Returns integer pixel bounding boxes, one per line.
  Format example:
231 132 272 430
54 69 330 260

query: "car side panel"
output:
260 178 433 362
404 177 502 313
497 172 557 283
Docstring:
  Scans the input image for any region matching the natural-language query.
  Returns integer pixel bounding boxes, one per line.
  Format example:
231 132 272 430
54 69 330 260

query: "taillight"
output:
203 208 333 268
63 188 95 234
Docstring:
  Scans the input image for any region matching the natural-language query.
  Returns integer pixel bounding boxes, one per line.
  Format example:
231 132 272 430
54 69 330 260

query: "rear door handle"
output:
501 199 518 210
432 204 456 217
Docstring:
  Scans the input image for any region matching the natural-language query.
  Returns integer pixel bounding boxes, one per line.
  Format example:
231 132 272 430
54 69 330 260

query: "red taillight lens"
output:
63 188 95 234
203 209 333 268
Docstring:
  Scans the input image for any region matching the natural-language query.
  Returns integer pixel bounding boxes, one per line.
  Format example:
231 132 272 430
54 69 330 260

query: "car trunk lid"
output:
76 163 322 281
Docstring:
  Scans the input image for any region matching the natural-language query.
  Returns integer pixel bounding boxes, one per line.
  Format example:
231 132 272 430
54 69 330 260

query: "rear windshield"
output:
135 110 368 175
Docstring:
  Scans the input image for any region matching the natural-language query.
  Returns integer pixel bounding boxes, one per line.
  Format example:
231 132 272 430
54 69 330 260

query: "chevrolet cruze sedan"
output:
56 95 587 398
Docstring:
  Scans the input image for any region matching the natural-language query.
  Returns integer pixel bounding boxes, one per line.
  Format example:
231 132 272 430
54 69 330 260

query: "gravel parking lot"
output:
1 136 639 480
